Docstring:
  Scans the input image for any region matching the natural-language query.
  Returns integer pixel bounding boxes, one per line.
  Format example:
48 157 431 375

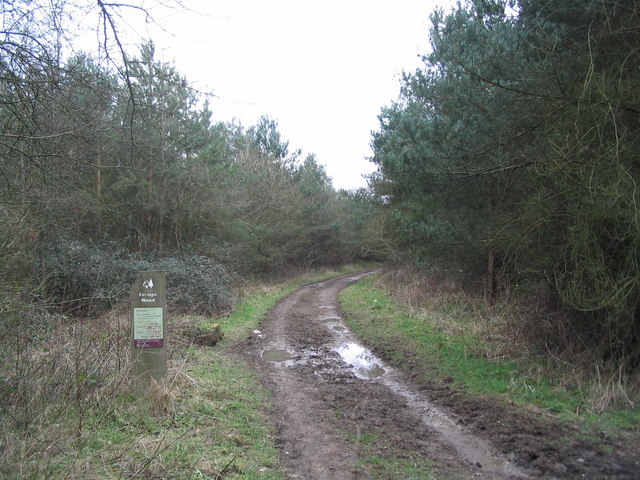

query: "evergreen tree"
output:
372 0 640 361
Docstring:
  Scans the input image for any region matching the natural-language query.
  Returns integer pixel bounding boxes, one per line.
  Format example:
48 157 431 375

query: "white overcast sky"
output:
85 0 455 190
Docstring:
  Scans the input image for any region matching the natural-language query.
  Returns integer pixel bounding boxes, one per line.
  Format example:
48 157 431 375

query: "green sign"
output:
133 307 164 348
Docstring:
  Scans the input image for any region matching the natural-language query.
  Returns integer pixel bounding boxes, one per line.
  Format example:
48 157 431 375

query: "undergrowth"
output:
339 269 640 429
39 241 235 316
0 264 366 479
0 308 281 479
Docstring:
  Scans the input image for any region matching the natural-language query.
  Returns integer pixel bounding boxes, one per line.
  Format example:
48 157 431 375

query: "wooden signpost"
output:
131 271 167 388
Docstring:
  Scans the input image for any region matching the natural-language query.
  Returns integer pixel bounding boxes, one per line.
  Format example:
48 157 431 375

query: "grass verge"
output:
0 265 369 479
339 273 640 430
345 427 436 479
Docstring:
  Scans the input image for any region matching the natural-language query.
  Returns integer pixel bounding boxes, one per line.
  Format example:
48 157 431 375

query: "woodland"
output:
0 1 382 319
1 0 639 436
372 0 640 370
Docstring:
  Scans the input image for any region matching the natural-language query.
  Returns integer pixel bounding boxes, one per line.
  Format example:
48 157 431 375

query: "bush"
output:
38 242 234 316
151 255 235 316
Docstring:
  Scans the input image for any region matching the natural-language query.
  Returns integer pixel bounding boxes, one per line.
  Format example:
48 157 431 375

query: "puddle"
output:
324 320 347 334
262 349 291 362
334 342 522 476
335 343 386 379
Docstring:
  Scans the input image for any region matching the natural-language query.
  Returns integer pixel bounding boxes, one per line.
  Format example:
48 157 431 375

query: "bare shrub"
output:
0 307 133 477
588 363 638 413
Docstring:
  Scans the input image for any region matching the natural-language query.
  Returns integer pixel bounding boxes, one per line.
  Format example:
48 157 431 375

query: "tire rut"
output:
242 271 528 479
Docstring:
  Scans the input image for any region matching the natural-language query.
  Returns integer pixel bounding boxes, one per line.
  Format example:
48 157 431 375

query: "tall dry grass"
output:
377 266 639 412
378 267 520 360
0 304 208 478
0 307 127 475
0 303 166 477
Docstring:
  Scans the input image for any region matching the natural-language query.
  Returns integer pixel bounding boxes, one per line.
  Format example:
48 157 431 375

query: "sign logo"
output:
142 278 154 289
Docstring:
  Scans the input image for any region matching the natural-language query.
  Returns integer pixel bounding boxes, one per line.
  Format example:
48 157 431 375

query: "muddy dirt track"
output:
240 271 640 479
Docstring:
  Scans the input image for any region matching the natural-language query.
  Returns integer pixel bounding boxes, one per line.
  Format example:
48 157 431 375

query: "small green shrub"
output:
38 242 234 316
151 254 235 315
39 241 130 314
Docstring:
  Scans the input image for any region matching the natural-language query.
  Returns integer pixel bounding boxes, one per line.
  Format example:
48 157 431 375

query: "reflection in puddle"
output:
334 340 522 475
262 349 291 362
332 325 347 332
336 343 386 379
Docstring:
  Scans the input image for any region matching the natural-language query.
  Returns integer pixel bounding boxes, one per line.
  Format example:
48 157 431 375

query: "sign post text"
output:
130 271 167 388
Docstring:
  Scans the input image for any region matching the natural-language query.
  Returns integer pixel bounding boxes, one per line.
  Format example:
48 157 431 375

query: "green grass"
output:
1 265 372 479
339 274 640 429
358 452 437 480
36 345 284 479
344 428 437 479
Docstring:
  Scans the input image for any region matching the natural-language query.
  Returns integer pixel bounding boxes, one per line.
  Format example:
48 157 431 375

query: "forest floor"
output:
239 270 640 480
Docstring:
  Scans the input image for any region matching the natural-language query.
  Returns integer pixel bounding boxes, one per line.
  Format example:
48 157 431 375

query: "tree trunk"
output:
486 249 497 304
95 152 102 236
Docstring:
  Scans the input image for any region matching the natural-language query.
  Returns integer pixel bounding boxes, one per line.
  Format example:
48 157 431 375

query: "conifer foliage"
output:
371 0 640 362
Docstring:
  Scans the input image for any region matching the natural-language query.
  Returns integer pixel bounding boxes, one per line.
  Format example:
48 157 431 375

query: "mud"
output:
239 271 640 479
262 349 292 362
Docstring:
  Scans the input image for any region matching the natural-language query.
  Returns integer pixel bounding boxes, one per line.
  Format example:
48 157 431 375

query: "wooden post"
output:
131 271 167 389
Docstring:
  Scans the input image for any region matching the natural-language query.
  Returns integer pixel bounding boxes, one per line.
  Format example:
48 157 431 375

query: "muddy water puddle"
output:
335 342 386 379
259 279 526 479
262 349 292 362
261 334 521 477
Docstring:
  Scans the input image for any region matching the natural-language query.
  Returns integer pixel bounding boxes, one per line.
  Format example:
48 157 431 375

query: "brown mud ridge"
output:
240 271 640 479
